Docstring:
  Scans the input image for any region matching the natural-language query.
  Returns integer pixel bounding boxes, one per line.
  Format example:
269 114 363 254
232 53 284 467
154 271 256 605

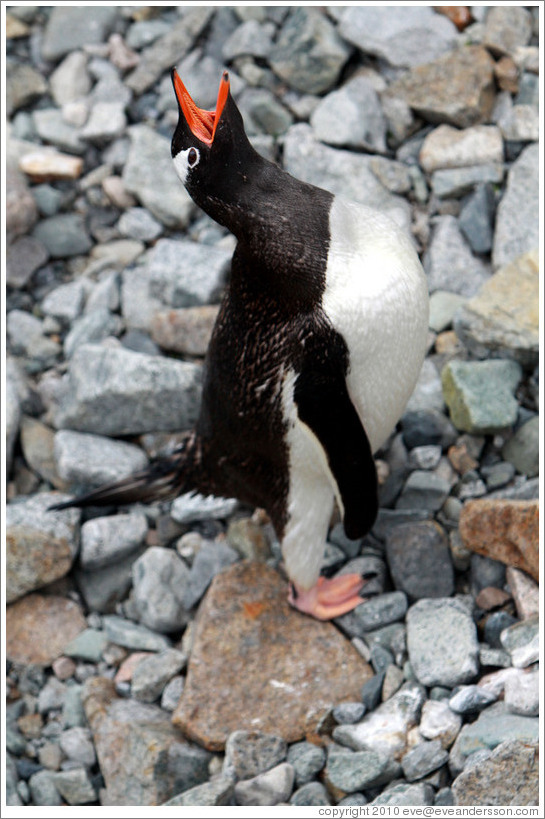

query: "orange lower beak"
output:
171 69 230 145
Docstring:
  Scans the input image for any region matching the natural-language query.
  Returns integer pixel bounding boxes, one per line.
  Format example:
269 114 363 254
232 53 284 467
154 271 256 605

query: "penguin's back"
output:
322 197 429 453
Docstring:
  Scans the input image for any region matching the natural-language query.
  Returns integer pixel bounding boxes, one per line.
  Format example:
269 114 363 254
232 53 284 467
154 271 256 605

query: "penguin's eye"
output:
187 147 200 168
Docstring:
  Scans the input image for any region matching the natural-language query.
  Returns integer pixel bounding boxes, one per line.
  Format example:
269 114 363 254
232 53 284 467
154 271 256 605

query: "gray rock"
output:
396 470 451 512
287 741 326 786
238 88 293 137
370 782 435 806
483 6 533 57
502 416 539 477
123 125 195 228
49 51 91 106
222 19 274 61
38 676 67 713
161 675 185 712
33 214 92 259
332 702 366 724
102 614 171 652
283 124 410 227
50 767 96 805
408 445 442 471
54 429 147 489
424 215 491 297
428 292 468 334
63 309 123 357
419 699 462 749
401 739 449 781
452 738 539 806
6 61 48 116
495 99 539 143
224 730 288 780
311 75 386 153
290 781 331 806
451 701 539 770
7 309 61 367
7 158 38 244
334 681 425 758
62 684 86 729
42 280 87 327
479 646 511 669
459 184 496 255
121 265 163 332
369 156 412 194
86 271 120 314
131 649 187 703
504 669 539 717
407 598 479 687
338 792 368 806
63 628 109 663
493 144 539 269
126 19 171 50
336 592 408 638
166 741 212 794
386 521 454 599
334 5 458 68
33 108 87 154
326 746 398 792
53 343 202 435
59 727 96 768
80 514 148 571
41 5 117 60
441 359 522 434
29 770 63 806
431 164 504 199
500 616 539 669
163 776 234 806
6 235 49 288
405 358 445 414
118 207 162 242
147 238 230 308
6 360 21 474
81 101 127 144
131 546 192 633
234 762 295 806
449 685 497 714
171 493 238 524
420 124 503 174
76 549 145 614
269 8 350 95
182 541 239 610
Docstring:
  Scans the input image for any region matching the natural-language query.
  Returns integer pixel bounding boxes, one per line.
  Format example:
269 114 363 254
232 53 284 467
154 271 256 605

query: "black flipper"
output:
48 436 202 512
293 334 378 540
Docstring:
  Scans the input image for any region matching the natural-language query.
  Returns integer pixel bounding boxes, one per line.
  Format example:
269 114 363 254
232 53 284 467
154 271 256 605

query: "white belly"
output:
322 197 429 452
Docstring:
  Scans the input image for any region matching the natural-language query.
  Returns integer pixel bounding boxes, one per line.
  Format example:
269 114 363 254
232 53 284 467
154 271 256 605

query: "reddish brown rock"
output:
6 594 87 666
173 562 373 751
434 6 473 31
475 586 512 612
459 499 538 581
150 305 220 357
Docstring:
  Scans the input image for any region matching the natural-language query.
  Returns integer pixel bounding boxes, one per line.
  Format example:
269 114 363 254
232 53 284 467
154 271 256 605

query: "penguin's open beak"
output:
171 68 230 146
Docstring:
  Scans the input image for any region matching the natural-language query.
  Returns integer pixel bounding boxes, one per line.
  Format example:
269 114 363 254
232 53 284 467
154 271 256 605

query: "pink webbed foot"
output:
288 574 367 620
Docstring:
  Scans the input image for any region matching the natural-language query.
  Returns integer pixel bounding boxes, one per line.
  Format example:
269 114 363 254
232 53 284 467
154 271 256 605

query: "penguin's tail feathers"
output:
48 436 201 512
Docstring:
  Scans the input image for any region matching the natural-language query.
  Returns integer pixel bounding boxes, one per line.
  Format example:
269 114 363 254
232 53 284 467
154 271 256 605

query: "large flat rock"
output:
173 562 372 750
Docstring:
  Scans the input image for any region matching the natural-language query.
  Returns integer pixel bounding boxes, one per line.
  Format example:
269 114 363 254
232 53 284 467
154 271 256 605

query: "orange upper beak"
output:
171 68 230 146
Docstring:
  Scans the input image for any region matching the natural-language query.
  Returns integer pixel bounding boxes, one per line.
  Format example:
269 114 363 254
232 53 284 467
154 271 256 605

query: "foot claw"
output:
288 574 367 620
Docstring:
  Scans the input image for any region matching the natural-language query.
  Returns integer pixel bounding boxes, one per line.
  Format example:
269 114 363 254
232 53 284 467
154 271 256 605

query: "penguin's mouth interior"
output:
171 68 230 146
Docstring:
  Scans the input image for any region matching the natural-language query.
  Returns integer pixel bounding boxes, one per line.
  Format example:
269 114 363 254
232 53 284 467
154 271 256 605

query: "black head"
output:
171 68 258 219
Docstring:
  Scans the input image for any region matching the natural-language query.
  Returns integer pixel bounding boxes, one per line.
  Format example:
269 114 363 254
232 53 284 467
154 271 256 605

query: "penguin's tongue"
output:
172 69 230 146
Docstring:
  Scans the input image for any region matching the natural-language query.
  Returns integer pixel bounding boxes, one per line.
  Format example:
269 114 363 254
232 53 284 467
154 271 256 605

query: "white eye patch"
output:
172 147 200 185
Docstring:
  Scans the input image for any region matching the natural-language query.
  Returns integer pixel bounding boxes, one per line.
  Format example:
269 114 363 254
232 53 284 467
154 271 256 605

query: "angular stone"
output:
147 238 230 308
234 762 294 806
19 149 84 181
81 102 127 143
483 6 533 58
7 309 61 366
311 75 386 152
451 701 539 768
326 746 397 792
419 699 462 749
287 741 327 786
6 235 49 288
493 144 539 269
506 567 539 620
63 629 109 663
33 108 87 154
41 6 117 60
431 163 504 199
223 730 287 780
269 8 350 95
20 414 65 489
396 470 451 512
118 207 162 242
33 213 92 258
102 614 171 652
449 685 497 715
163 776 234 806
336 592 408 637
54 429 148 489
50 767 96 805
441 359 522 434
59 726 96 768
500 616 539 669
424 215 491 297
173 562 372 751
50 51 91 106
420 124 503 173
401 739 449 781
386 46 494 128
405 358 445 414
454 250 539 368
504 669 539 717
123 125 195 228
385 521 454 600
53 343 202 435
370 782 435 806
151 305 219 357
170 493 238 524
80 513 148 571
75 550 145 614
502 417 540 478
6 61 48 116
453 738 538 806
131 546 192 633
459 499 538 581
407 598 479 687
290 781 331 806
82 676 205 805
6 594 86 666
238 87 293 137
333 5 458 68
131 649 187 703
222 19 274 61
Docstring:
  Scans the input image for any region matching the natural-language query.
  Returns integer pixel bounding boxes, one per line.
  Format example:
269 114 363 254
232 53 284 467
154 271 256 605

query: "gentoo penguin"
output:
52 70 429 620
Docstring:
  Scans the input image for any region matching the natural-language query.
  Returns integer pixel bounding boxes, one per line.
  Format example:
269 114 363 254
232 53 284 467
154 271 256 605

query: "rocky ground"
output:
5 4 540 810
